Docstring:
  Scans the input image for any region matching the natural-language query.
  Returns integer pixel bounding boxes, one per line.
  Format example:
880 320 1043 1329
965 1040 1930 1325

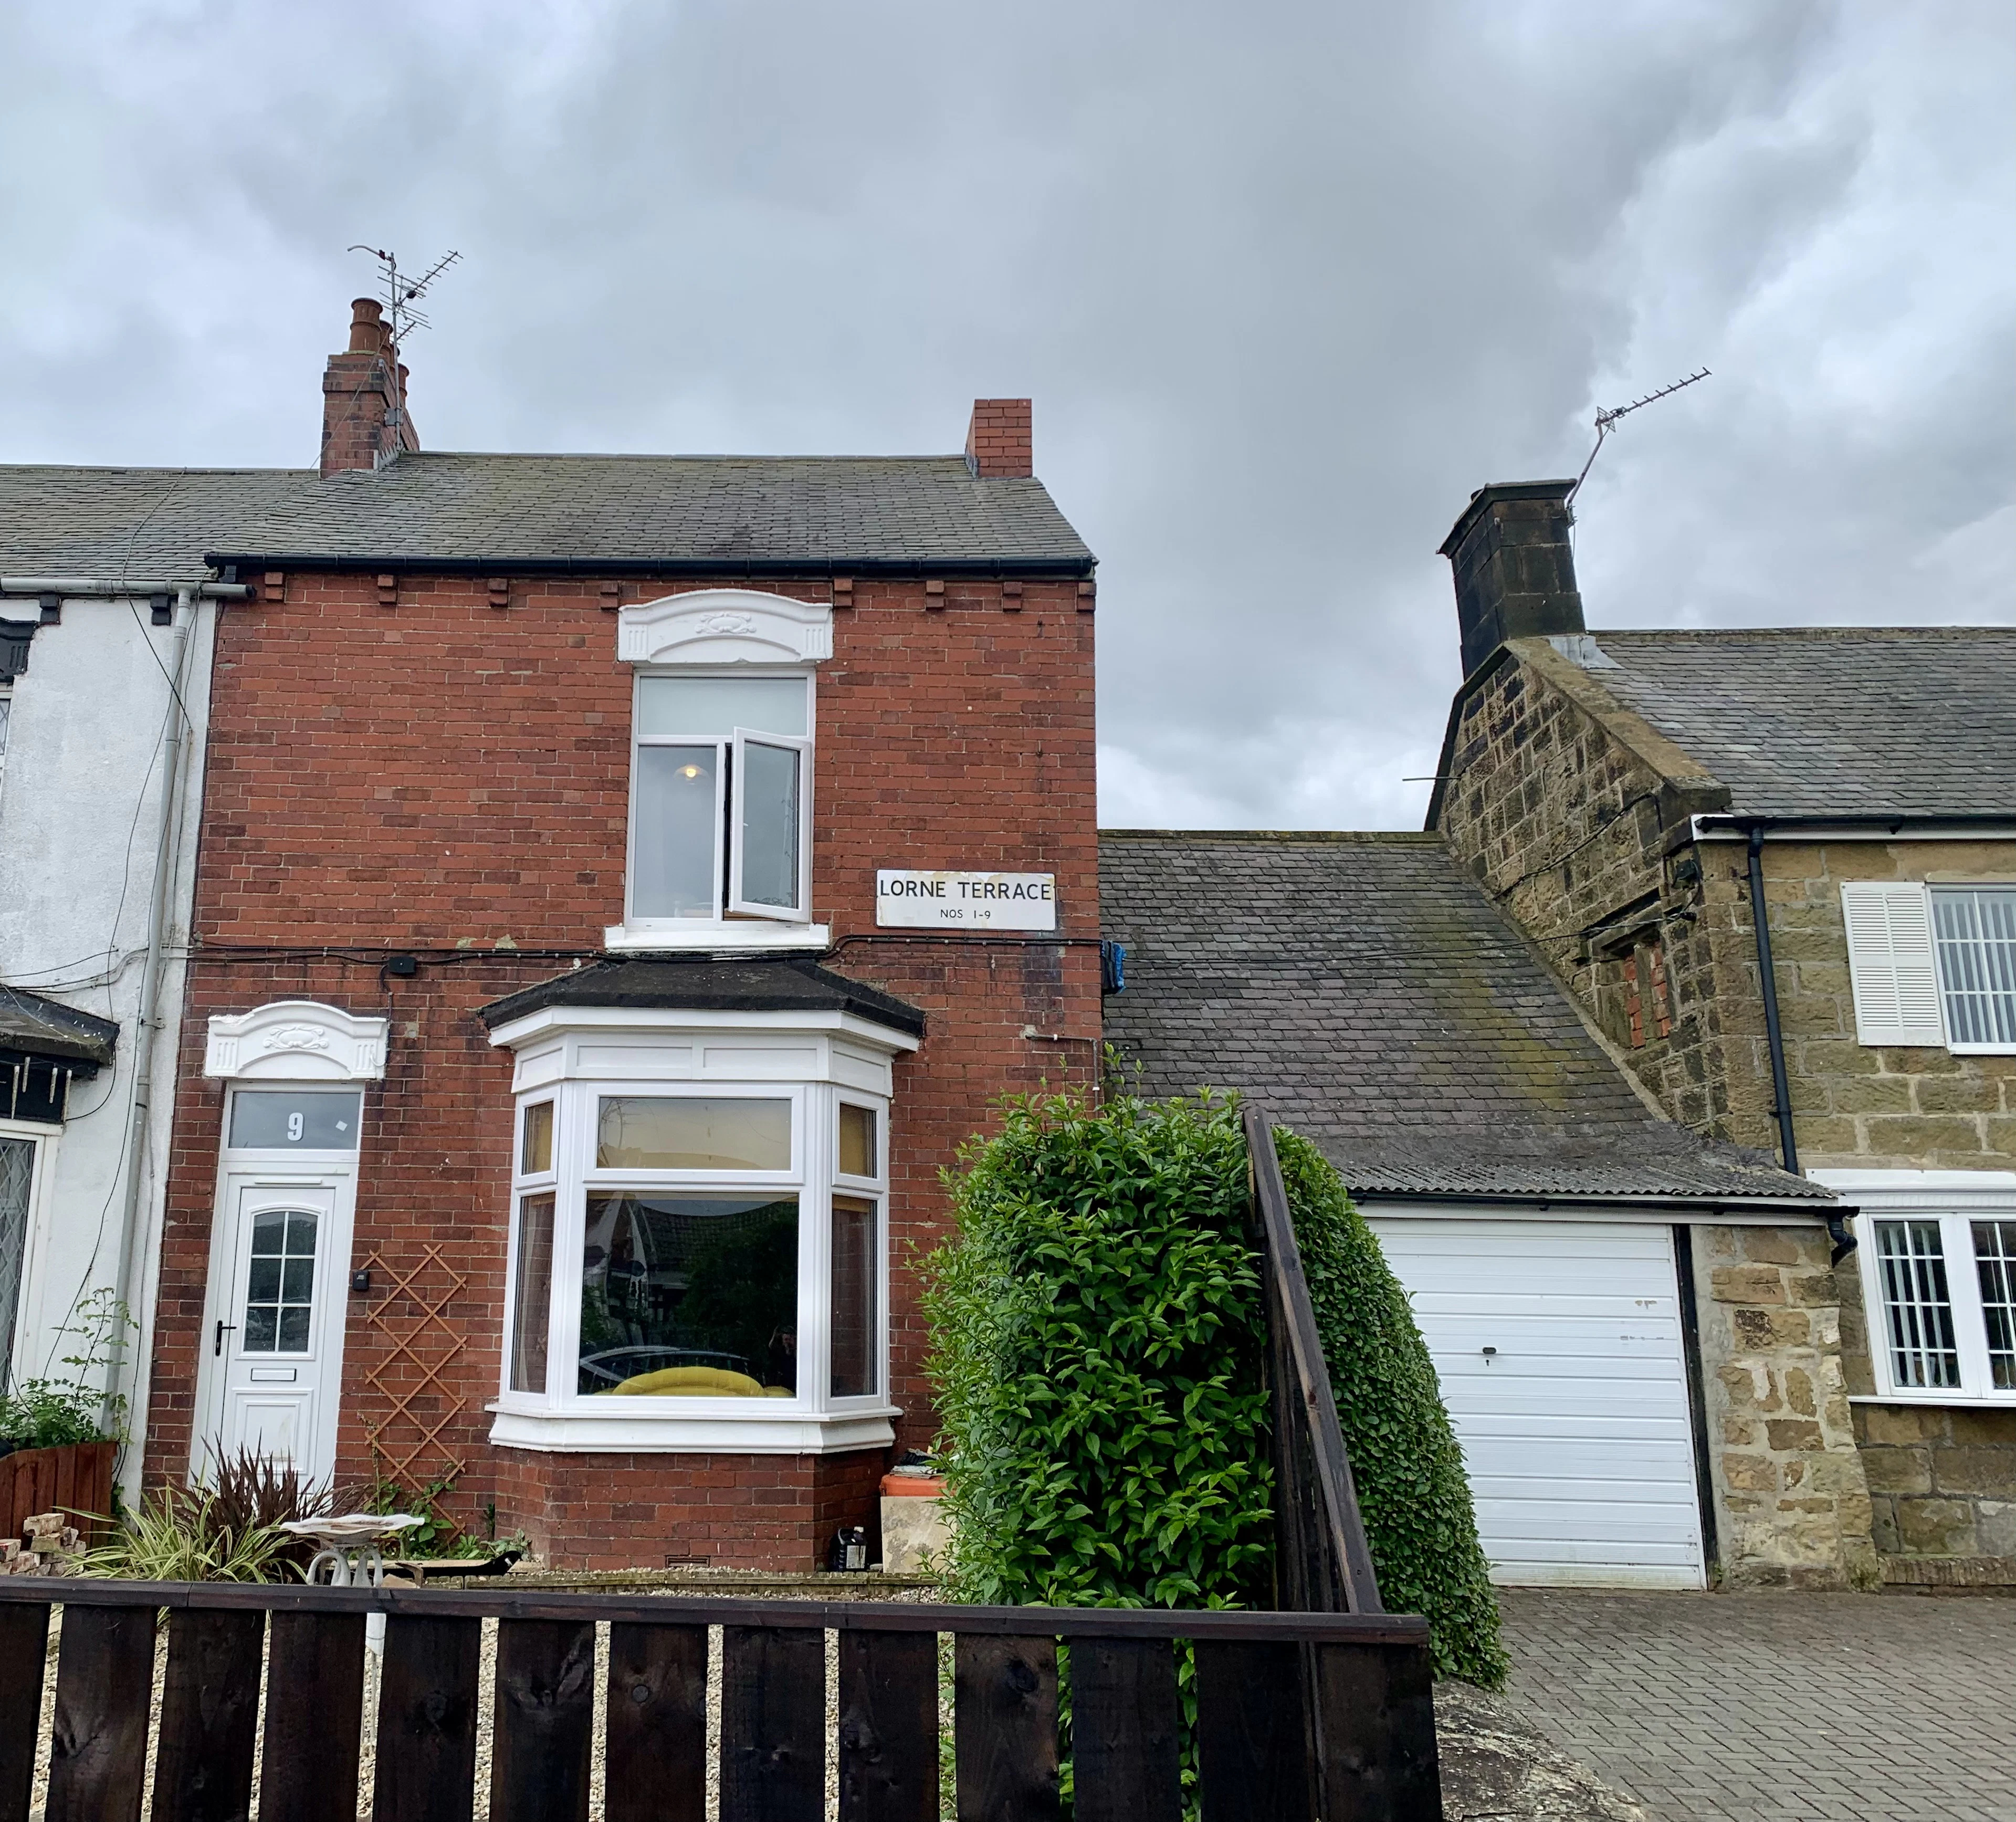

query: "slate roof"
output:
1099 830 1831 1205
0 452 1094 577
0 985 119 1069
479 956 926 1040
1581 627 2016 820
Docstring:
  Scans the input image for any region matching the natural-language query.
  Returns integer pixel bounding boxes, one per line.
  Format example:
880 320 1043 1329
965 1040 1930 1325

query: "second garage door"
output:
1363 1214 1706 1589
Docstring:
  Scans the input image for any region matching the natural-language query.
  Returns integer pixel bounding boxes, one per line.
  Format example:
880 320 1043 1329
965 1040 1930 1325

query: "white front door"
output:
1366 1214 1707 1590
205 1172 346 1484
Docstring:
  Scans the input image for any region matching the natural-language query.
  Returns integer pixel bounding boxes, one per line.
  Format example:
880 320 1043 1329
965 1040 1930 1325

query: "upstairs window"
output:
629 674 812 926
1843 882 2016 1054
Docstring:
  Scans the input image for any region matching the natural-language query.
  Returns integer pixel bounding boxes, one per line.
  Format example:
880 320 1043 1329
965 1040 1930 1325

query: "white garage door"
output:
1363 1215 1705 1589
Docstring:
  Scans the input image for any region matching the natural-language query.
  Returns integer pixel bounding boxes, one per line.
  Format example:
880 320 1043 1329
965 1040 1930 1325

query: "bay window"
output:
485 991 914 1454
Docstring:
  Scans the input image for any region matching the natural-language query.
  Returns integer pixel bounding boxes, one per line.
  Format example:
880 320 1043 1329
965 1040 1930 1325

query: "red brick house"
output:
130 301 1098 1566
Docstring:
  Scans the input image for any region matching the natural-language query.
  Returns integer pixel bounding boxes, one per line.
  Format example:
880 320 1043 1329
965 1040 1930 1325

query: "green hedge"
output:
925 1090 1507 1685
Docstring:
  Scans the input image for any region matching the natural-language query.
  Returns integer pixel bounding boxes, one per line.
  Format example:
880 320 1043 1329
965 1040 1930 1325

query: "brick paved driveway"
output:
1496 1589 2016 1822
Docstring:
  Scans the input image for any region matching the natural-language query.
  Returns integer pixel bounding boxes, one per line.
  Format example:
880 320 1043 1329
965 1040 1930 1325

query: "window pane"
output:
0 1137 34 1393
1975 1220 2016 1391
511 1193 555 1394
1875 1220 1961 1389
521 1102 554 1176
597 1097 791 1170
229 1091 362 1149
632 744 720 918
830 1194 878 1398
243 1208 317 1355
738 738 801 909
638 675 807 739
1934 888 2016 1048
579 1193 799 1397
838 1104 876 1179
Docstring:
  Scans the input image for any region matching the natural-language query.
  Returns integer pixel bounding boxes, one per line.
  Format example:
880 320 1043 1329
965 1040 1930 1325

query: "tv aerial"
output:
1565 366 1711 508
347 245 462 361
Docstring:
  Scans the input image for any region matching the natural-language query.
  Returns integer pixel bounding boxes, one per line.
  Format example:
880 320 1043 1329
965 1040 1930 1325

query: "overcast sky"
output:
4 1 2010 830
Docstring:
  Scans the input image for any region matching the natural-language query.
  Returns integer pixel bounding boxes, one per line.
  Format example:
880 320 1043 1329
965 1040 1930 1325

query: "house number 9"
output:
287 1112 304 1142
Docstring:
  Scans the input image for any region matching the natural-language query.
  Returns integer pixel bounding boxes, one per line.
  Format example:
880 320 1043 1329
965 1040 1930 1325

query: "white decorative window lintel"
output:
205 1001 390 1083
617 589 833 666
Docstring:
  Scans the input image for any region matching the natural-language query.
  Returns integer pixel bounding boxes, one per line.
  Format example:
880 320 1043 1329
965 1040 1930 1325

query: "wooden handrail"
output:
1244 1103 1384 1615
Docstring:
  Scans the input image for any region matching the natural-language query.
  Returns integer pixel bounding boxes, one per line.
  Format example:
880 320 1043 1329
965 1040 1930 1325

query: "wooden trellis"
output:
357 1243 469 1491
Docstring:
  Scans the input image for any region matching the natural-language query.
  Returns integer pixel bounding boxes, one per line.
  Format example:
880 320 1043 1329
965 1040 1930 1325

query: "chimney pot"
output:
348 298 386 354
1438 480 1586 678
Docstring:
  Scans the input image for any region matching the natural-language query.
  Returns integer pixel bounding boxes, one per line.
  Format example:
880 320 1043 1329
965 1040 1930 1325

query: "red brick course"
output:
151 568 1098 1566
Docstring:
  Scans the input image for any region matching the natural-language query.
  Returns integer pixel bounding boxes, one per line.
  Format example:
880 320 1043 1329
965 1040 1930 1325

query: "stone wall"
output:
1693 1224 1877 1588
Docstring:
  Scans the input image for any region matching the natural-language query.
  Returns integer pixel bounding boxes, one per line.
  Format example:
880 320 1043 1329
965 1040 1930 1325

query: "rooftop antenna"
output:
1565 366 1710 508
346 246 461 423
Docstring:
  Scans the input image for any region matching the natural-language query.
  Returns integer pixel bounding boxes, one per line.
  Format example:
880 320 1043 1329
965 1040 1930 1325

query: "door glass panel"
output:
596 1097 791 1170
229 1091 362 1150
511 1193 555 1394
0 1137 33 1391
578 1193 799 1397
632 744 720 918
244 1209 318 1355
638 675 806 738
737 737 802 910
838 1104 877 1179
830 1194 878 1398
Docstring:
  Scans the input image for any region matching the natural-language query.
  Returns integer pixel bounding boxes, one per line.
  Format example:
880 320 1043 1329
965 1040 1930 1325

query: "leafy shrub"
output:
0 1290 133 1450
205 1447 332 1576
1274 1126 1508 1687
83 1485 293 1584
923 1091 1273 1609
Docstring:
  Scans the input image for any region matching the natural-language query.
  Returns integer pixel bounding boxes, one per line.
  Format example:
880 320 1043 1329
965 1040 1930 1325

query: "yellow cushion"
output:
606 1365 766 1398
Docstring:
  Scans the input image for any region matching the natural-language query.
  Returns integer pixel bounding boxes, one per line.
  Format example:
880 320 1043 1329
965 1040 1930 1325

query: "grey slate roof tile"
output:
1099 829 1829 1205
1584 627 2016 819
0 451 1093 575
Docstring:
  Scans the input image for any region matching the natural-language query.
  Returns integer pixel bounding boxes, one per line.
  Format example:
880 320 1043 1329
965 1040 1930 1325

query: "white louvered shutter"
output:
1841 882 1946 1047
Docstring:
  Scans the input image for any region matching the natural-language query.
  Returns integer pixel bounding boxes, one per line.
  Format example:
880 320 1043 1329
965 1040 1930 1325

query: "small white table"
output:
280 1514 424 1588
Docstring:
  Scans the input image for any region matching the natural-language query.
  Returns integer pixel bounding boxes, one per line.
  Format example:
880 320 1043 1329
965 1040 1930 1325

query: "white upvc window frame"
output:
0 1116 60 1394
488 1064 899 1451
1842 880 2016 1055
1816 1170 2016 1407
727 727 814 921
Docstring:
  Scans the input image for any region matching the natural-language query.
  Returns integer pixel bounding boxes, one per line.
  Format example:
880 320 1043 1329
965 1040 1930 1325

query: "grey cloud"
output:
2 0 2009 831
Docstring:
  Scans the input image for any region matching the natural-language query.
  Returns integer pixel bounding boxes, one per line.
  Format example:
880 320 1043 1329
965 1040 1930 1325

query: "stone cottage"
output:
1425 479 2016 1586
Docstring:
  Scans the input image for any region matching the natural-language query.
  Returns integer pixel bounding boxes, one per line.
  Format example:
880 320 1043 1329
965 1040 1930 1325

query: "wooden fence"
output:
0 1579 1440 1821
0 1443 117 1548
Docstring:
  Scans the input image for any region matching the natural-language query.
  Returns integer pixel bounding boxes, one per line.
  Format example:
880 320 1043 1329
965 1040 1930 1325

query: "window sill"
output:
603 923 831 956
1849 1393 2016 1411
487 1400 898 1455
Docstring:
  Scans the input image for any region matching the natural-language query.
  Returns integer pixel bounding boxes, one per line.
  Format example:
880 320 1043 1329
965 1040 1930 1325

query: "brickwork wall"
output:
150 569 1100 1565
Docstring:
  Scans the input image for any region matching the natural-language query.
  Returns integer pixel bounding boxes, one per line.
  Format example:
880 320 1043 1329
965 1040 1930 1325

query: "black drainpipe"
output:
1745 823 1855 1262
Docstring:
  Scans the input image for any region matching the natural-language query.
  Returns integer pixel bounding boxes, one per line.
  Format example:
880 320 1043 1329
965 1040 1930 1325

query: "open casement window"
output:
628 674 812 929
1843 882 2016 1054
495 1075 894 1451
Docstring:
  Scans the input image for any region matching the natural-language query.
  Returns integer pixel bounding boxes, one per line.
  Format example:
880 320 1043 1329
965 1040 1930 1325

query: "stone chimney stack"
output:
964 399 1033 478
1439 480 1586 678
320 298 420 477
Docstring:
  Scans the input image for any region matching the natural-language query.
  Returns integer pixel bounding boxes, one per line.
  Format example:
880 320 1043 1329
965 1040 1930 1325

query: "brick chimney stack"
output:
964 399 1033 478
1439 480 1587 679
320 298 420 477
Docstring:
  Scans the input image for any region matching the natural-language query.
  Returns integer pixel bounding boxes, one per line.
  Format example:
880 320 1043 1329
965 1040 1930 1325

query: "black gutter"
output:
1744 822 1856 1263
1341 1188 1842 1218
204 551 1097 580
1699 813 2012 835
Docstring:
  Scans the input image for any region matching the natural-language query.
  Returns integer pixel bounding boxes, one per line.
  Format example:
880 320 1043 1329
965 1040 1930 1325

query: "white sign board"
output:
876 870 1057 930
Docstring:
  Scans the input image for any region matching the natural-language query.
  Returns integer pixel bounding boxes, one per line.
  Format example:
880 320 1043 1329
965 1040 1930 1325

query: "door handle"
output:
215 1321 237 1358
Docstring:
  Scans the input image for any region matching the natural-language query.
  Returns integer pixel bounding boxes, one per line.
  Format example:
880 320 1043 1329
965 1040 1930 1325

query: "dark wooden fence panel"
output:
0 1603 50 1822
1068 1636 1181 1822
492 1619 596 1822
837 1628 939 1822
0 1443 117 1544
953 1633 1059 1822
372 1615 482 1822
45 1602 154 1822
1193 1639 1314 1822
259 1611 367 1822
152 1607 265 1822
720 1625 825 1822
604 1622 707 1822
1311 1641 1443 1822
